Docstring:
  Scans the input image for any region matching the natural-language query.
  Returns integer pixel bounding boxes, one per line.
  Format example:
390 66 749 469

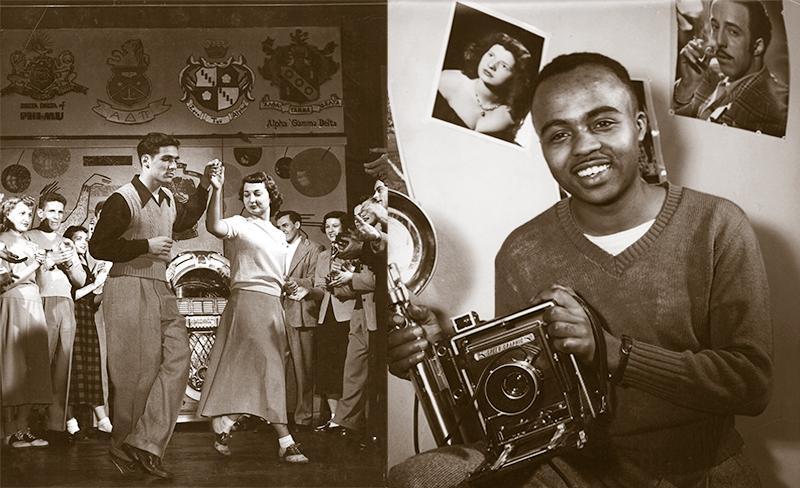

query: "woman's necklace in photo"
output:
474 90 500 117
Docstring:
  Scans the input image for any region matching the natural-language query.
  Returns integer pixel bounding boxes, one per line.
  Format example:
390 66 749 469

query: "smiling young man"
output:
388 53 772 487
673 0 788 136
26 193 86 438
89 132 216 480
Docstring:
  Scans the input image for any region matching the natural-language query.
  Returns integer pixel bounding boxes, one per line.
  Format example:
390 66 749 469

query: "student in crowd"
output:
26 193 86 439
276 210 324 432
312 211 355 432
1 196 52 448
62 225 112 440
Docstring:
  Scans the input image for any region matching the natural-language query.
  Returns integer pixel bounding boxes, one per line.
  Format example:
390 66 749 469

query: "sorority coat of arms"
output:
92 39 170 124
259 29 342 114
0 33 87 100
179 41 255 124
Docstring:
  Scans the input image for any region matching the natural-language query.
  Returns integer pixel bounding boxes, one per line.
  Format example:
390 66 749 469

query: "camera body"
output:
435 301 607 475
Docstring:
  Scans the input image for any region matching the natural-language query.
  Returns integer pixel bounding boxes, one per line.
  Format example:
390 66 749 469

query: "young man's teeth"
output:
578 164 609 177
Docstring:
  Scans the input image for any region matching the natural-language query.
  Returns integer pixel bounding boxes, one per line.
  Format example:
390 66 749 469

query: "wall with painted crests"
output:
388 1 800 487
1 3 386 248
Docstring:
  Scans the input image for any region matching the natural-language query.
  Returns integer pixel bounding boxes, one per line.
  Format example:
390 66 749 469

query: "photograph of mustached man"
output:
672 0 789 137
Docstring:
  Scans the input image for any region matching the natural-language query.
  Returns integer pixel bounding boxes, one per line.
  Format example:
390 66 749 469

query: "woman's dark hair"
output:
63 225 89 241
320 210 350 233
239 171 283 217
462 32 534 121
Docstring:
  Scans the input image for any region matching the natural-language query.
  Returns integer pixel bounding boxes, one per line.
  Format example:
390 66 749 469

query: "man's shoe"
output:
122 443 173 479
278 443 309 463
213 431 232 456
108 451 138 476
314 420 342 433
69 429 90 442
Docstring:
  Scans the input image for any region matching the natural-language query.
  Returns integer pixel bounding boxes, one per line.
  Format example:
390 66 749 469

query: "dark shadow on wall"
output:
738 219 800 488
649 79 798 488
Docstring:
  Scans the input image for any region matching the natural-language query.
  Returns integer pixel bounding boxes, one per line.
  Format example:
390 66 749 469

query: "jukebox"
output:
166 250 230 422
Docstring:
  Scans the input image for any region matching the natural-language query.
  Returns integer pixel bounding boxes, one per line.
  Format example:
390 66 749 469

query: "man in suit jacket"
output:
276 211 324 429
673 0 788 136
330 265 375 436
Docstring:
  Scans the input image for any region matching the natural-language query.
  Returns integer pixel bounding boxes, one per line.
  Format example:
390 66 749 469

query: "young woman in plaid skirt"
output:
63 225 112 438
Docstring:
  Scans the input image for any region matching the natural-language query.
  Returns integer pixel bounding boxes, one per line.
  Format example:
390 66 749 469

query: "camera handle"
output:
388 263 464 448
570 354 597 419
565 291 611 419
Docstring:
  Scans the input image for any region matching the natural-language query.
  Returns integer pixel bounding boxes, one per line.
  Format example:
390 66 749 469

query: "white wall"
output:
388 1 800 487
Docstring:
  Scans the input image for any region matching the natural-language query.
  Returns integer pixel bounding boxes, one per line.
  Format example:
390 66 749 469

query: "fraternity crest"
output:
92 39 170 124
179 41 255 124
0 33 87 100
259 29 342 114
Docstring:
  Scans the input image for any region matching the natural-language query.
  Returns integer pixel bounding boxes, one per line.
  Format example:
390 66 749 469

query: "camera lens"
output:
484 361 540 415
501 372 529 399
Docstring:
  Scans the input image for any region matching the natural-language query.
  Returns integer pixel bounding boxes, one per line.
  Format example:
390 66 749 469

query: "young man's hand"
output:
148 236 174 261
534 284 599 364
388 303 441 378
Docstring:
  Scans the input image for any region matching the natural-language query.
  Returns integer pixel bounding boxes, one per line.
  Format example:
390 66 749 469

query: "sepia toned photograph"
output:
672 0 789 137
1 1 387 487
389 1 798 488
432 2 546 146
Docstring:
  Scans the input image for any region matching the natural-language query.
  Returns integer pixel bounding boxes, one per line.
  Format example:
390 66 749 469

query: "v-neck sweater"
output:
495 183 772 473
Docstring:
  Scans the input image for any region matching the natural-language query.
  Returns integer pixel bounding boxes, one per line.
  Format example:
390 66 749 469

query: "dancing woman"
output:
199 169 308 463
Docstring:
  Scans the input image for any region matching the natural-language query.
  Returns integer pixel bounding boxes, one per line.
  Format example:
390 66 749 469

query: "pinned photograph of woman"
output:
432 2 546 146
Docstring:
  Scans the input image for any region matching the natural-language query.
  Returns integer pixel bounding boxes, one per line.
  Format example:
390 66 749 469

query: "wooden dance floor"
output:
1 422 385 487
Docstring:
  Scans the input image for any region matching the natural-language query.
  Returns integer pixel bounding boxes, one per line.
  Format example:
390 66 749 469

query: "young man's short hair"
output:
530 52 641 112
137 132 180 160
275 210 302 225
38 192 67 209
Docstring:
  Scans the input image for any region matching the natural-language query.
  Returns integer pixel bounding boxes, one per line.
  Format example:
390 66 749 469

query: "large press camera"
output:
389 265 610 480
387 189 610 481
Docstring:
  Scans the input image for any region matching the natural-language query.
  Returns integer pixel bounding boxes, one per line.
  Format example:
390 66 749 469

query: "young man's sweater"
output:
495 183 772 475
